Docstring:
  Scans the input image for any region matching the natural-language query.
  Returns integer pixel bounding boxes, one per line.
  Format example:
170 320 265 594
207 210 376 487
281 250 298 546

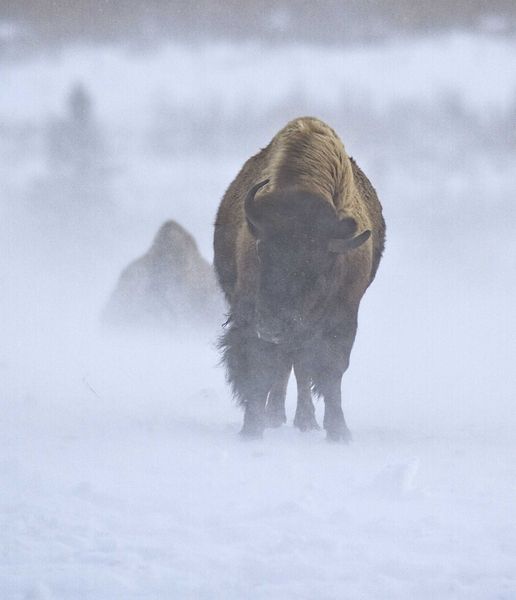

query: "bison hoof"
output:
293 412 320 432
239 424 264 440
326 427 352 443
264 408 287 429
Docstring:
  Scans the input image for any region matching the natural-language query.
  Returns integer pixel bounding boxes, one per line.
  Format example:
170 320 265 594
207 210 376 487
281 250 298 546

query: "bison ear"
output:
328 230 371 253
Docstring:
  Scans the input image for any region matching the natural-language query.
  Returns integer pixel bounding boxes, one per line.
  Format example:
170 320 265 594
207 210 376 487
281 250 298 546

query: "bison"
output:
103 220 224 333
214 117 385 441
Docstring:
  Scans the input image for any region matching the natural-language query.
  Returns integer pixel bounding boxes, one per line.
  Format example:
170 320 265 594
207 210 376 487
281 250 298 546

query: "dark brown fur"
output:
214 117 385 440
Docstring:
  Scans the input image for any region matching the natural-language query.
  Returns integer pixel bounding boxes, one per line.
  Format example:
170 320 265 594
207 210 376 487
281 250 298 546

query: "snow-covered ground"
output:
2 33 516 599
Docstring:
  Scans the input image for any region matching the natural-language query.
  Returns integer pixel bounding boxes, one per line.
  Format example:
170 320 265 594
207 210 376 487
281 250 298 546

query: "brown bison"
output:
214 117 385 441
104 220 224 332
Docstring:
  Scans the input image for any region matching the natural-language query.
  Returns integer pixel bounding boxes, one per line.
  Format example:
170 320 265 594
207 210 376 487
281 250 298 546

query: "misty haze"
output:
1 2 516 599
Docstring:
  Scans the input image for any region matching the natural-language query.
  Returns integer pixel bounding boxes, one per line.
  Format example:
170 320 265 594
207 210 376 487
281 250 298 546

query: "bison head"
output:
245 180 371 345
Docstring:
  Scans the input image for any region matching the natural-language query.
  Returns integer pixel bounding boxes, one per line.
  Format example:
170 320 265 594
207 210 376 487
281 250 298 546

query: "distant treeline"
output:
3 0 516 47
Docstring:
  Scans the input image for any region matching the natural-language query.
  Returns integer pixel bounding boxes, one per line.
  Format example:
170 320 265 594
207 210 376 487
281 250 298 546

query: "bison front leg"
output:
311 328 356 442
240 354 278 438
220 324 278 439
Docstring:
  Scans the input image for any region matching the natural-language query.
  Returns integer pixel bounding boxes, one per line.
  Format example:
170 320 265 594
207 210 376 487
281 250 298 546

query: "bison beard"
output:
214 117 385 441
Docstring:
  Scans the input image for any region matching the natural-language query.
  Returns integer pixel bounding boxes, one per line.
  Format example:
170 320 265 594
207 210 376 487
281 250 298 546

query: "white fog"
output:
1 7 516 599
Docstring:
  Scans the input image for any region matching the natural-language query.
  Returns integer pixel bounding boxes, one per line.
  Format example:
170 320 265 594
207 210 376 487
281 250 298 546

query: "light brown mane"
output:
258 117 356 217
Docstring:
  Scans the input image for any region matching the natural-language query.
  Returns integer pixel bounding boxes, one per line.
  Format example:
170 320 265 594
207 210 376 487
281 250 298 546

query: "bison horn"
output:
328 230 371 253
245 179 269 228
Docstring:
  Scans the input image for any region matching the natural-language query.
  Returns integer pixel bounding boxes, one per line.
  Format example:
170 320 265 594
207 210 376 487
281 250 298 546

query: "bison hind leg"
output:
293 404 320 432
264 360 291 429
293 362 320 432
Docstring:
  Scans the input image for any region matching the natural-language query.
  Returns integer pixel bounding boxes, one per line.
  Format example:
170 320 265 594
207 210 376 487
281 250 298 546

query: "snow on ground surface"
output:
2 33 516 598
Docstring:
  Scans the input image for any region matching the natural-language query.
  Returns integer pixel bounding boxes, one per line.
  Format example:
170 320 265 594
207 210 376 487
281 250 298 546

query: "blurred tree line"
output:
3 0 515 49
27 83 114 231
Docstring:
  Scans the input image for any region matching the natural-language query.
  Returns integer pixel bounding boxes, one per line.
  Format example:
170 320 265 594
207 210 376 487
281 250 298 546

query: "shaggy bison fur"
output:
214 117 385 441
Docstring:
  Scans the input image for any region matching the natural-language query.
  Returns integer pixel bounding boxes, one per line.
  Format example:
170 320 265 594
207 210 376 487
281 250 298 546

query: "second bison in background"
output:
214 117 385 441
104 220 224 333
